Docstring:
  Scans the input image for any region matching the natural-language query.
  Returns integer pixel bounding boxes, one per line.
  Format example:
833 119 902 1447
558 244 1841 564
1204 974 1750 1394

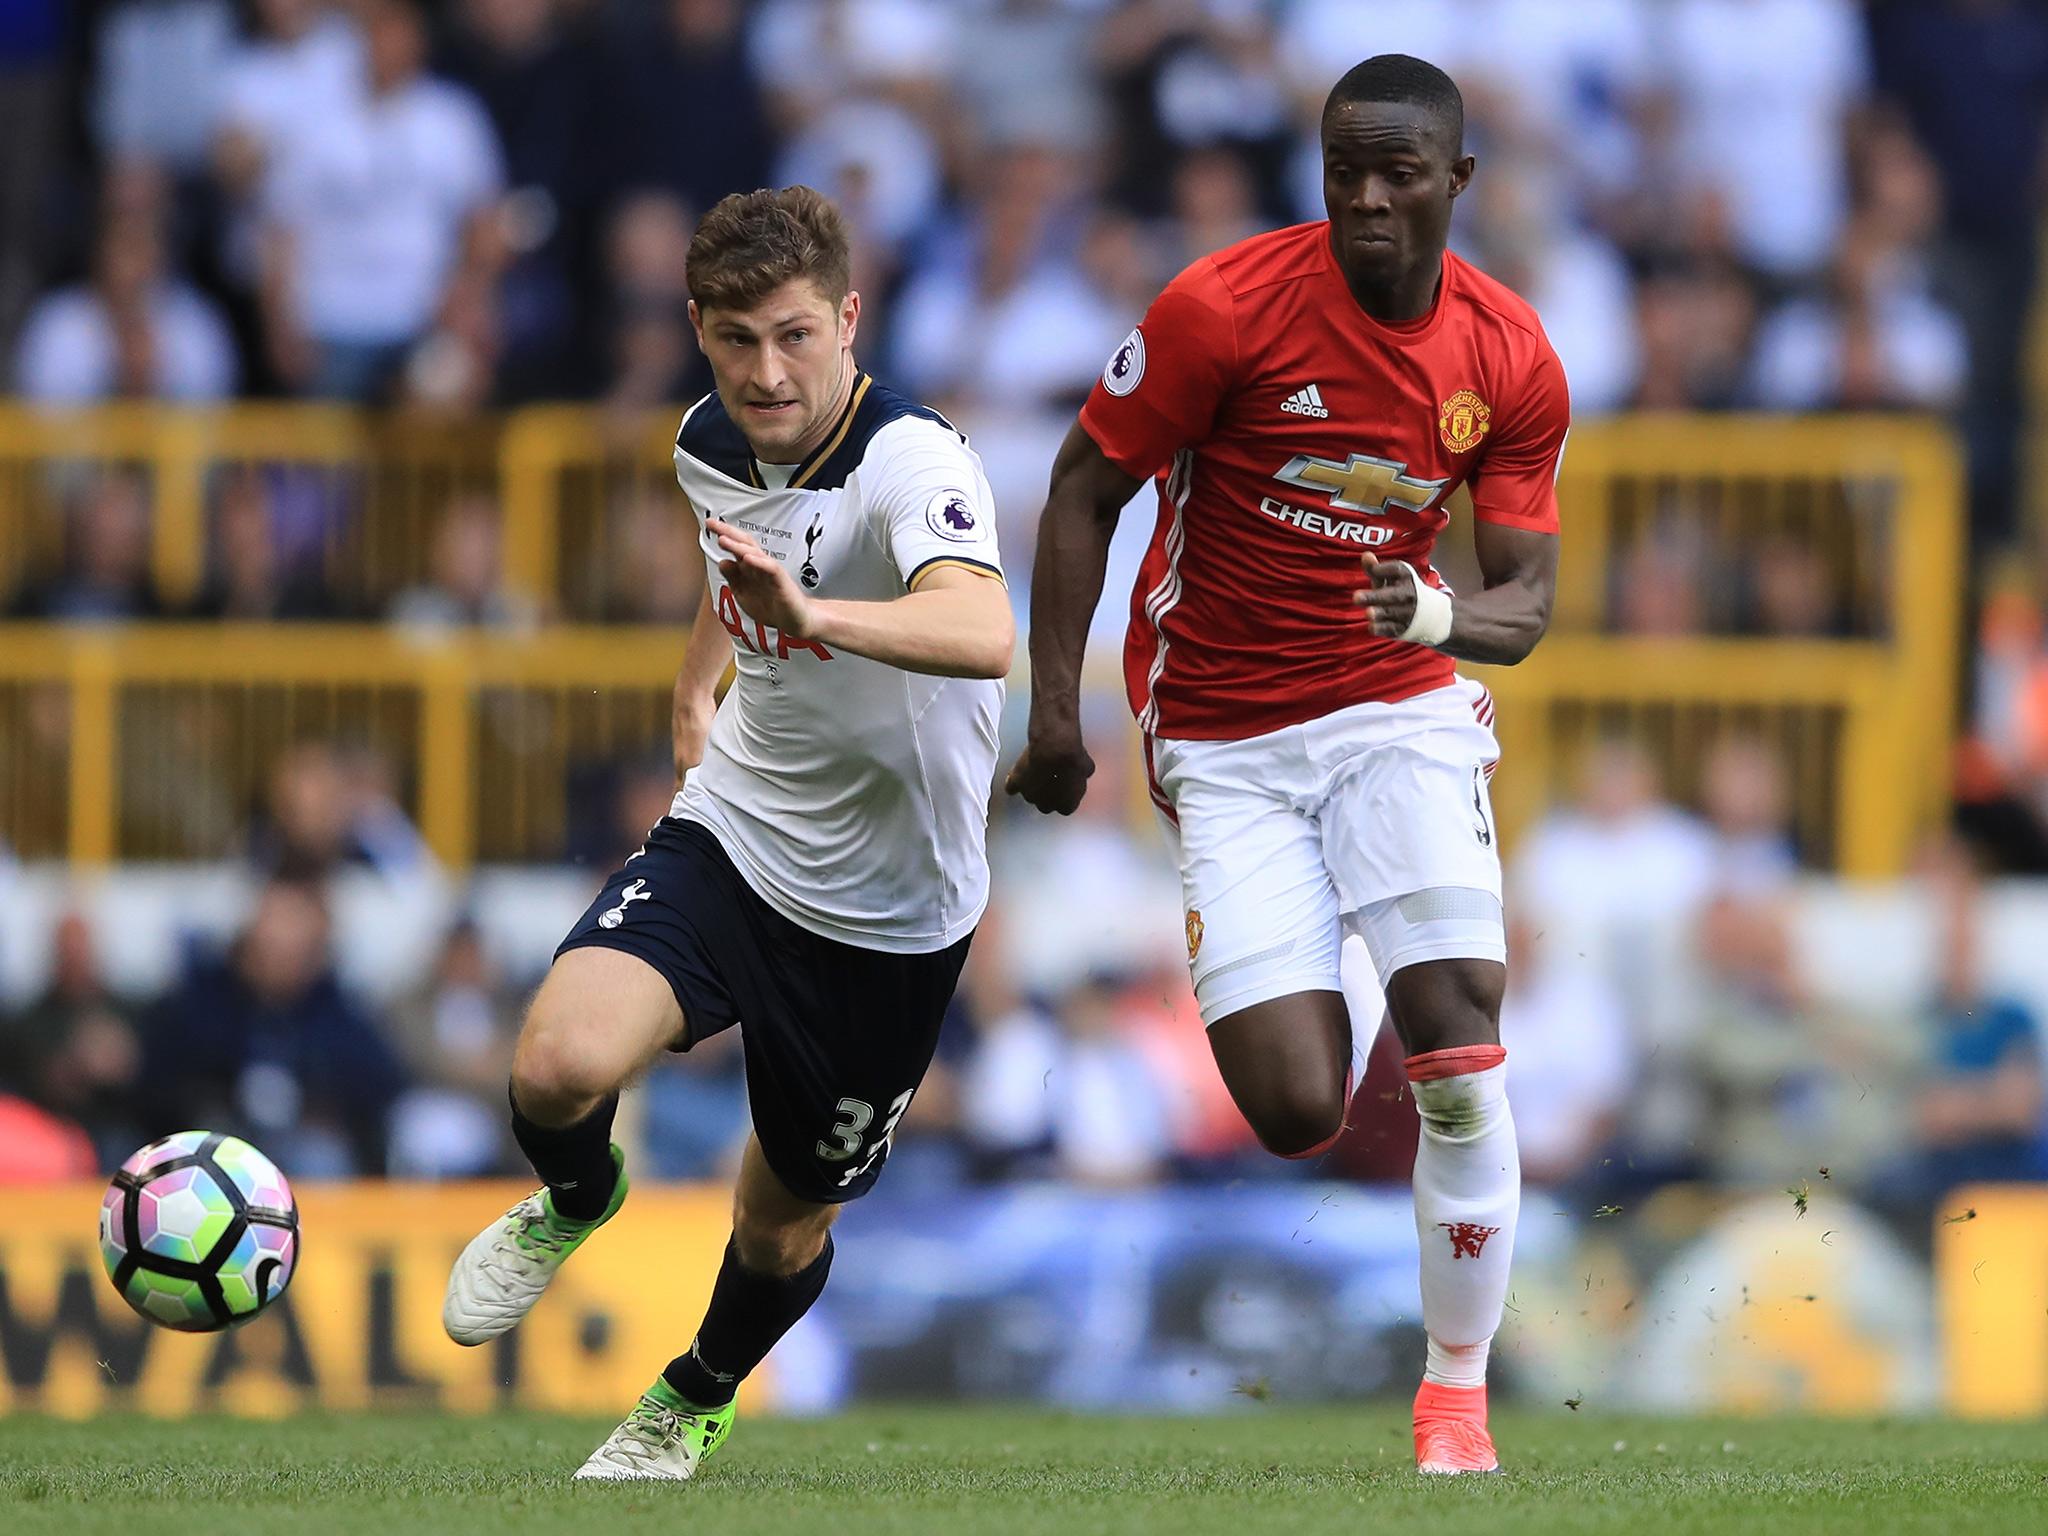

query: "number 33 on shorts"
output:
817 1090 914 1187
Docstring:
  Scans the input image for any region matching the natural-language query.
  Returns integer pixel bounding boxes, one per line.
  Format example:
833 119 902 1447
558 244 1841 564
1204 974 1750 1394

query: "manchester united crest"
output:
1438 388 1492 453
1185 909 1204 963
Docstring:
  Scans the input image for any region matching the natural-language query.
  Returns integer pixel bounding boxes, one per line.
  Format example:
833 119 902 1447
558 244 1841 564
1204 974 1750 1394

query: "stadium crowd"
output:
3 0 2048 1211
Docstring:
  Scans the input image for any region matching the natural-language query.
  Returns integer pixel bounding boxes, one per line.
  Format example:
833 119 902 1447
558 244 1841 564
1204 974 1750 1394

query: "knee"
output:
1388 960 1503 1057
510 1016 617 1124
1246 1084 1348 1160
731 1189 834 1275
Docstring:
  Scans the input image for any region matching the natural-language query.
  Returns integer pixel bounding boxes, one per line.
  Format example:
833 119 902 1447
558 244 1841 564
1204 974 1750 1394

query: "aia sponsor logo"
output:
1438 1220 1500 1260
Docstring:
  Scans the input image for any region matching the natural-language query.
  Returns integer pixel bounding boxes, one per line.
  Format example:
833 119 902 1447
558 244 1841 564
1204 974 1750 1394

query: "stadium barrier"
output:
0 407 1961 873
0 624 1951 874
1 1179 2023 1419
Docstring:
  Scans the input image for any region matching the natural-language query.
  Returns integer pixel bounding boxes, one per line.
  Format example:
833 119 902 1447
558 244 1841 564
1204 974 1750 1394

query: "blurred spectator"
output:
1654 0 1869 279
389 494 537 629
1513 737 1717 1054
961 0 1106 158
0 910 145 1167
748 0 957 134
589 191 704 410
1903 839 2048 1191
12 167 238 402
93 0 236 175
1630 231 1762 409
591 487 703 624
891 145 1122 411
1679 891 1917 1187
441 0 604 399
566 753 677 871
1960 567 2048 871
1461 153 1639 416
1699 734 1801 887
1498 916 1630 1189
258 0 506 401
1739 532 1851 638
215 0 364 203
1871 0 2048 548
641 1035 750 1180
5 470 167 622
607 0 773 216
1610 521 1712 636
184 466 338 620
383 918 519 1176
1163 147 1261 270
1044 973 1175 1187
251 739 433 881
1752 119 1967 413
1100 0 1291 222
955 914 1061 1179
0 0 67 350
142 878 409 1175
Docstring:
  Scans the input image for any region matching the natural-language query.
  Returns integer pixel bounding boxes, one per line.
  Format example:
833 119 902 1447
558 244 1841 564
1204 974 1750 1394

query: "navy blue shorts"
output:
555 816 972 1203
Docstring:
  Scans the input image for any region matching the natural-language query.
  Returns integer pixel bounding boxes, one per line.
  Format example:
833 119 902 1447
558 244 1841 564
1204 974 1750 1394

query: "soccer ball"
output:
99 1131 299 1332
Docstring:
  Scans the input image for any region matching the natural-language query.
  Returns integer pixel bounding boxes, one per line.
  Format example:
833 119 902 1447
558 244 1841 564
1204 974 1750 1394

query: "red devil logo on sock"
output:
1438 1221 1501 1260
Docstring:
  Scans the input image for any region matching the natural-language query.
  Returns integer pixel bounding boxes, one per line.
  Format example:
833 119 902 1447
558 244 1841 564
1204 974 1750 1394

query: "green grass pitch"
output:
3 1408 2044 1536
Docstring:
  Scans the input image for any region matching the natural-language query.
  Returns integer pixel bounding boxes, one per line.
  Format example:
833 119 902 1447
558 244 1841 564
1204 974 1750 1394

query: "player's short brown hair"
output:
686 187 852 315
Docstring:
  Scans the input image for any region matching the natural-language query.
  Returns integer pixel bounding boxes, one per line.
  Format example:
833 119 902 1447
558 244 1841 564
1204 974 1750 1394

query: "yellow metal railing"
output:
0 406 1964 872
0 625 681 867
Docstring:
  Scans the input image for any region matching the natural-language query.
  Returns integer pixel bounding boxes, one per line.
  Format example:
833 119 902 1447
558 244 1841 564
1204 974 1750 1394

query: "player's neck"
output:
751 356 860 466
1338 251 1445 326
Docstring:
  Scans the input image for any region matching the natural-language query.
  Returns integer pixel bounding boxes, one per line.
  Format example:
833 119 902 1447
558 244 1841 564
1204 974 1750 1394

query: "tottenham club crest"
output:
1102 327 1145 397
925 489 981 542
799 513 824 589
599 878 652 929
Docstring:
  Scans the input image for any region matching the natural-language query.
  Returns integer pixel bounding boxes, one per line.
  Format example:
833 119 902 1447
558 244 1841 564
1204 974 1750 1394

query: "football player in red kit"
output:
1007 55 1567 1473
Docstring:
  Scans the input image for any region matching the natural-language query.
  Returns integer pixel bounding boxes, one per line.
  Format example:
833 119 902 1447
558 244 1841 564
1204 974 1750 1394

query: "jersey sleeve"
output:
1467 341 1571 533
868 421 1006 591
1078 259 1238 481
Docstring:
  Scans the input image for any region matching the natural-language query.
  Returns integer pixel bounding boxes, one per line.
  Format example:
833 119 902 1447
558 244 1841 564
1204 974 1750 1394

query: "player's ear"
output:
687 299 707 355
1448 156 1475 200
840 289 861 349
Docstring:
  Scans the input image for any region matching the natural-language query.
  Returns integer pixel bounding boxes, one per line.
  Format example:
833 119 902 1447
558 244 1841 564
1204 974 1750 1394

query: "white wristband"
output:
1397 565 1454 647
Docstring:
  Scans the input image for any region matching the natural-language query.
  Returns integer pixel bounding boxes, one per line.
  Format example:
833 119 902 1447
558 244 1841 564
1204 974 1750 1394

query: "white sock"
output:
1406 1047 1518 1390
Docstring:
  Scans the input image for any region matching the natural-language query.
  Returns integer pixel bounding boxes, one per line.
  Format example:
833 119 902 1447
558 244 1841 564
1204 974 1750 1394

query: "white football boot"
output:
574 1380 735 1481
442 1144 626 1345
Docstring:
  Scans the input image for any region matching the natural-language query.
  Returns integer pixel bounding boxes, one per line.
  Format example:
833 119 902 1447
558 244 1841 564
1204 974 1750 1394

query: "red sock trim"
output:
1404 1045 1506 1082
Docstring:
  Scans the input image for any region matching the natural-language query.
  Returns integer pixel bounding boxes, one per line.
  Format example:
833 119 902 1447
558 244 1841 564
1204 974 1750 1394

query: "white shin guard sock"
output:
1407 1049 1518 1389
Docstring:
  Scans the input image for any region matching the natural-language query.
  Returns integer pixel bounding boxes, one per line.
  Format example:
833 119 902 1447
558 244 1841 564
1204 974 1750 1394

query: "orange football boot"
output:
1412 1380 1501 1474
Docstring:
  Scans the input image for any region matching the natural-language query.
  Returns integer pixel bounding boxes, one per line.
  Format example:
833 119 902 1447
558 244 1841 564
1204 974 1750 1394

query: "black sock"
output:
508 1085 619 1223
663 1235 834 1408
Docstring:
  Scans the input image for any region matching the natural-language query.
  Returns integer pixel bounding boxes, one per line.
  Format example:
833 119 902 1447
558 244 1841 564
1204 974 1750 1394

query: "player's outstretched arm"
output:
1006 422 1143 816
1355 521 1557 666
709 519 1014 679
673 582 734 785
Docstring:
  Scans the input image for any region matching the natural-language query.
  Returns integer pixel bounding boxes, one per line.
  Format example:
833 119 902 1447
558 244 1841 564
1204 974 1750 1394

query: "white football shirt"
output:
671 372 1005 953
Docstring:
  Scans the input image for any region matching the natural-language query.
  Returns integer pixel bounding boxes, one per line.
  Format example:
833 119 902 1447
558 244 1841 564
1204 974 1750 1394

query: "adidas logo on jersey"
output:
1281 384 1330 419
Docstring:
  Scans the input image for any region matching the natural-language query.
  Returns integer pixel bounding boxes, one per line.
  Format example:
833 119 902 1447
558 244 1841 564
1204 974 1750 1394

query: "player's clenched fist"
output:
710 518 814 638
1355 552 1421 638
1005 729 1096 815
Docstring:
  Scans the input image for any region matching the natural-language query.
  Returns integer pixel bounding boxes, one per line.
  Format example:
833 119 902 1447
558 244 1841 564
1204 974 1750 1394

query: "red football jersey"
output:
1079 221 1569 741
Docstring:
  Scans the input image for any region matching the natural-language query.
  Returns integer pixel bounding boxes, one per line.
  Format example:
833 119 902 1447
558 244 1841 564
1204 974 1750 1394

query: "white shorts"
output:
1149 679 1507 1029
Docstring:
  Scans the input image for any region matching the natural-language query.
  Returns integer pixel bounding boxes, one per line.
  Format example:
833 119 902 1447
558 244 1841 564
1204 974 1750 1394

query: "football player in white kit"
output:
441 187 1012 1480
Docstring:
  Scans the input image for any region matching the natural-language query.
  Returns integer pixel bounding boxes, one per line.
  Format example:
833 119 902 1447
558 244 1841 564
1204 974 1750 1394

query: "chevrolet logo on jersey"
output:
1274 453 1449 516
